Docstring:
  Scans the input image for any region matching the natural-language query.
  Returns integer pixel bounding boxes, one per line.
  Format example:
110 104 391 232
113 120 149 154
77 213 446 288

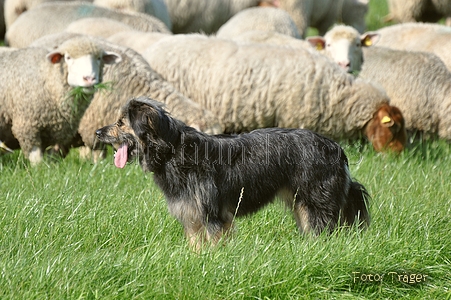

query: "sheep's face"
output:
365 104 406 153
65 53 102 87
46 38 122 88
307 25 379 74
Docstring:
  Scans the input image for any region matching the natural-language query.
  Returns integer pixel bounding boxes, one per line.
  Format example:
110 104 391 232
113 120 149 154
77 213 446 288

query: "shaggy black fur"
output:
96 96 370 249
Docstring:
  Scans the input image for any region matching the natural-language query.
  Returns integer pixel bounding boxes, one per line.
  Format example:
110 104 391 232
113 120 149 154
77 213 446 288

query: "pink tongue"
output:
114 143 128 168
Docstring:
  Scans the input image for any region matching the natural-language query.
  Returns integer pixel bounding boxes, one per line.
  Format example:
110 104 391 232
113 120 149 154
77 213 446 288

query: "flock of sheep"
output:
0 0 450 165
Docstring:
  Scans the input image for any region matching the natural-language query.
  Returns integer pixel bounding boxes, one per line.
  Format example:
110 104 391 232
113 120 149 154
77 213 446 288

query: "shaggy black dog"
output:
96 96 370 249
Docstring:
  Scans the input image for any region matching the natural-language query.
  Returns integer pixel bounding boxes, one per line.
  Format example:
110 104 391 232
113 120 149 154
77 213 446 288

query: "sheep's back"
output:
6 1 170 48
216 7 300 39
361 46 451 138
143 34 358 136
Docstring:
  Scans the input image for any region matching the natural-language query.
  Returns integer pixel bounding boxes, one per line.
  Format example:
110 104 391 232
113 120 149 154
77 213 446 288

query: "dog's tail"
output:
342 181 371 229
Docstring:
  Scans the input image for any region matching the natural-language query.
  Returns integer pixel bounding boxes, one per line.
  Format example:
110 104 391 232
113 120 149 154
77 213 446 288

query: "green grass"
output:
366 0 393 31
67 82 113 116
1 1 451 299
1 140 450 299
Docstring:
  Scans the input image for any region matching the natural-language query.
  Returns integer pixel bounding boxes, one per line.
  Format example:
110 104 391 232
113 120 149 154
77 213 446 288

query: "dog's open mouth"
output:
114 142 129 168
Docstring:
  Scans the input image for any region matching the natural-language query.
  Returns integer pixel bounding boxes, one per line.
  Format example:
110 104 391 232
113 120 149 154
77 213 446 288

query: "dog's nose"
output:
95 129 102 138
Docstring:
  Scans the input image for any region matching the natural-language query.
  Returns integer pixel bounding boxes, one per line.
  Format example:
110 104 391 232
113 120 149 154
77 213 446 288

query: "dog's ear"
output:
126 99 159 138
126 98 179 146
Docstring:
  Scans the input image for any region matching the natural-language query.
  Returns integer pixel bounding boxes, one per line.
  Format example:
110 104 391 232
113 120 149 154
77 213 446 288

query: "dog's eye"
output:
116 120 123 127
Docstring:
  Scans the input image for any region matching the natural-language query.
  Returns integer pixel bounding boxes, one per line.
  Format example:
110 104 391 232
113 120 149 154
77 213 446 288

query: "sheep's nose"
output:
83 75 97 86
338 61 351 70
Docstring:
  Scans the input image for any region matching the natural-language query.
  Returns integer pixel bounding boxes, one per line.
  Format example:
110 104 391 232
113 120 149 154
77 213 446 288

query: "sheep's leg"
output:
12 123 44 165
46 144 69 158
78 145 107 163
28 146 44 166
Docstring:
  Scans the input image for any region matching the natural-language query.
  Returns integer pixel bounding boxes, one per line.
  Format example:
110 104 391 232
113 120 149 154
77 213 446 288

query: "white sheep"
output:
376 22 451 71
306 25 380 73
216 6 301 39
142 34 407 153
5 1 171 48
386 0 451 23
4 0 59 30
65 17 135 39
4 0 171 30
230 30 311 49
230 25 379 74
359 46 451 142
107 31 169 53
279 0 369 37
0 46 15 52
0 36 121 165
30 32 222 161
93 0 171 29
164 0 263 34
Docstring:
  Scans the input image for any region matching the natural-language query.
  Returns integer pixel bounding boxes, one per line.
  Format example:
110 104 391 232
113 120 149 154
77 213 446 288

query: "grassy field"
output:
1 141 450 299
1 1 451 299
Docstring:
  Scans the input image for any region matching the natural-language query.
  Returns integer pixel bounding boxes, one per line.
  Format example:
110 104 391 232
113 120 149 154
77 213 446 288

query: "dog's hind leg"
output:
278 188 313 235
293 204 313 234
293 202 342 235
280 187 343 235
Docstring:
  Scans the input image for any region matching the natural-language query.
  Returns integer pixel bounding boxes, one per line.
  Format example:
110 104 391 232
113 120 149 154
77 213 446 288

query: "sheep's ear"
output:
380 115 394 127
46 52 63 64
102 51 122 65
306 36 326 51
361 32 380 47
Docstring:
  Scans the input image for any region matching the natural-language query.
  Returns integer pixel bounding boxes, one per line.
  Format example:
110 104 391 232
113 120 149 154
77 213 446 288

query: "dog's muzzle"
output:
95 127 130 169
95 128 105 140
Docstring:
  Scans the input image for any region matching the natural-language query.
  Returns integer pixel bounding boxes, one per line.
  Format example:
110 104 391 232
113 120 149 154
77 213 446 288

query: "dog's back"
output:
163 127 370 235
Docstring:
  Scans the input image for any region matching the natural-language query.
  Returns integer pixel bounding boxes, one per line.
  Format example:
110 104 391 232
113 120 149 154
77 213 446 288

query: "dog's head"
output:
364 104 406 153
96 97 182 171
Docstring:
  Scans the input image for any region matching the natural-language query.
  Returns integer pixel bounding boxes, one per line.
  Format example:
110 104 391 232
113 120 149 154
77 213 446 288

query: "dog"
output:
96 96 370 250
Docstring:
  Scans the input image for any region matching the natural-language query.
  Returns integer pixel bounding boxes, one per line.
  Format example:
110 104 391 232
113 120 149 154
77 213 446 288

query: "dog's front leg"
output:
184 221 207 252
184 219 232 251
205 217 235 246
